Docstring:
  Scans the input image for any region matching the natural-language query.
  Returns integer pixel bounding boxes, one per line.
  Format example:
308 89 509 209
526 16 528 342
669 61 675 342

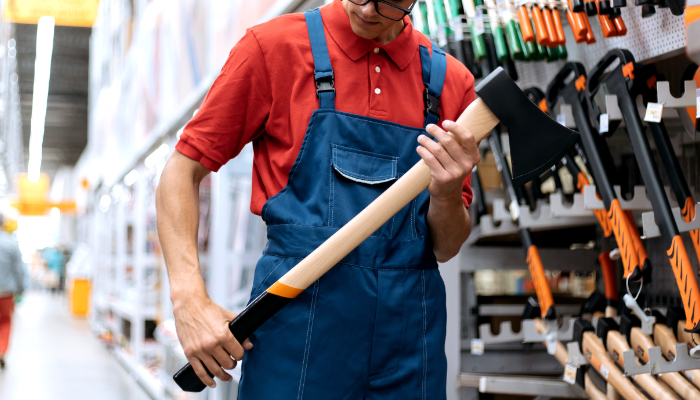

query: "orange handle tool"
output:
531 4 551 45
527 245 555 318
541 5 559 46
613 14 627 36
551 6 567 45
583 12 596 43
599 251 619 317
682 198 700 264
623 210 650 275
607 199 641 279
576 172 612 236
595 0 618 37
518 5 536 42
567 8 588 42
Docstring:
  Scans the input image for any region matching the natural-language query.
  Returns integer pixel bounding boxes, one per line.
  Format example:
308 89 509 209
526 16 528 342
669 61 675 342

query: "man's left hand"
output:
417 120 481 202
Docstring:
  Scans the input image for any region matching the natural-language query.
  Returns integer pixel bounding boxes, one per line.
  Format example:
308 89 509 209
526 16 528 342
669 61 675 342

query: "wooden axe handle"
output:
582 332 647 400
606 330 680 399
585 374 608 400
631 327 699 398
277 99 498 291
655 324 700 393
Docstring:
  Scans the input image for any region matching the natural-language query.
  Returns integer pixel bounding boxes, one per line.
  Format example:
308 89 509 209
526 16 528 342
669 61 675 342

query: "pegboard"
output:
514 3 687 91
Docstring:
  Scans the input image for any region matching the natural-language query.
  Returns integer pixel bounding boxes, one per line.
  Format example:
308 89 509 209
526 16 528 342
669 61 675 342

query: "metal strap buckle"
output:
424 87 441 118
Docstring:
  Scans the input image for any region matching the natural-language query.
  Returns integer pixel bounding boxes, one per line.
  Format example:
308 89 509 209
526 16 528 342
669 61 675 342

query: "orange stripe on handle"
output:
577 172 612 236
267 281 304 299
624 210 649 274
599 251 619 302
608 199 640 279
527 245 555 318
542 7 558 46
518 6 536 42
667 235 700 331
681 198 700 264
551 7 567 45
531 5 551 46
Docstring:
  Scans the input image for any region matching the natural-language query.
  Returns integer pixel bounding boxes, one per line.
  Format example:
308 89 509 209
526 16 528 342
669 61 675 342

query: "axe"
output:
586 49 700 338
654 308 700 393
173 67 579 392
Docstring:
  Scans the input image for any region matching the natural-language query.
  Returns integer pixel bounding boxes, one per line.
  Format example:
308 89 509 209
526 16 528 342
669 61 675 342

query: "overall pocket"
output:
330 144 398 238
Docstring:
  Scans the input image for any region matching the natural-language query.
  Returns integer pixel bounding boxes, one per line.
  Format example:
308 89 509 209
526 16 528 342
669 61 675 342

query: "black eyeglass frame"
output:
347 0 417 21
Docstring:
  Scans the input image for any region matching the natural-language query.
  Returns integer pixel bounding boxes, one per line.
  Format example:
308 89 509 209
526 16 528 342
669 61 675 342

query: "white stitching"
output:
421 270 427 400
334 166 396 181
331 144 399 161
297 280 320 400
329 162 333 226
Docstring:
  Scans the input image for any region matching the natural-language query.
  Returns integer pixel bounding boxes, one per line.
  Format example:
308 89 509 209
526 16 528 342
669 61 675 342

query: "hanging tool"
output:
531 0 552 45
540 0 559 47
573 320 647 399
501 0 526 60
627 313 700 396
517 0 536 41
597 317 681 399
594 0 618 37
463 0 488 61
488 130 558 352
427 0 450 48
655 307 700 391
443 0 468 64
586 49 700 340
566 0 588 42
599 251 619 318
173 68 581 392
545 62 650 283
484 0 510 61
551 2 567 45
642 66 700 268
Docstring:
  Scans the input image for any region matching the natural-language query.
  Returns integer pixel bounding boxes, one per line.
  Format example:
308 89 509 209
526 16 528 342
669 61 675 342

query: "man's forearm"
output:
427 195 472 263
156 153 210 305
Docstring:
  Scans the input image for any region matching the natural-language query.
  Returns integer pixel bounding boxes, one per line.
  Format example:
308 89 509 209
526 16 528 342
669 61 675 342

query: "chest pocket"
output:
330 144 398 238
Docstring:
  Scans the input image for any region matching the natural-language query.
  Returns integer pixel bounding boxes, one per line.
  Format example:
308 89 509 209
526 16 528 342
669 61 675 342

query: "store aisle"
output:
0 291 151 400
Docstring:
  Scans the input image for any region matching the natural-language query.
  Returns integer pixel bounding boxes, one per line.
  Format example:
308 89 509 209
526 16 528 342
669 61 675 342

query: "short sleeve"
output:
176 30 273 172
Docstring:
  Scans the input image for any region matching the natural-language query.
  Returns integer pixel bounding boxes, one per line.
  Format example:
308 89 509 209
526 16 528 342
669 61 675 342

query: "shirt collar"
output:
321 0 419 71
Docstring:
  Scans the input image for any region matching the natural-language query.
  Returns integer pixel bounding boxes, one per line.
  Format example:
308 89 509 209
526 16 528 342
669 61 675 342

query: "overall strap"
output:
419 43 447 127
304 9 336 110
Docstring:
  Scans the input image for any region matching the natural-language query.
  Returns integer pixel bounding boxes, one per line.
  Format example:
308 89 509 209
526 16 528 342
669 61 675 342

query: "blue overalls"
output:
238 9 449 399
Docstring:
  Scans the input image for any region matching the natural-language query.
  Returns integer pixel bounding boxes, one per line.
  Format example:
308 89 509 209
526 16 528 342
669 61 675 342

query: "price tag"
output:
453 16 464 41
696 88 700 119
437 24 448 47
496 0 508 17
556 113 566 126
685 370 695 382
473 13 485 36
471 338 485 355
600 363 609 379
563 364 577 384
644 102 664 123
599 113 609 133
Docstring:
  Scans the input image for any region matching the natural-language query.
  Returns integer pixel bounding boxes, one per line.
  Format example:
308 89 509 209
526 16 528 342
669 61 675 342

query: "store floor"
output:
0 291 151 400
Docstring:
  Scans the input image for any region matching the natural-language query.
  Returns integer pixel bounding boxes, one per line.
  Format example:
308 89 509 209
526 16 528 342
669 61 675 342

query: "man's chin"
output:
349 23 379 40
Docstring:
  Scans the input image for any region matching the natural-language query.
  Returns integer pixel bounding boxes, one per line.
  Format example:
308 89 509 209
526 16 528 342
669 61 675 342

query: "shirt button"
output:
374 47 380 53
375 66 381 73
375 88 381 95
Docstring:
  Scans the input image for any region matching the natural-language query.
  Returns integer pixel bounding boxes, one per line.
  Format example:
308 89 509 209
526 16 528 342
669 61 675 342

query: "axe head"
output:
476 68 580 187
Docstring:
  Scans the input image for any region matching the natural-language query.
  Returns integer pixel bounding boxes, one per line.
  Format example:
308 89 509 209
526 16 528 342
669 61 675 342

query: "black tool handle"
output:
648 121 692 204
173 290 291 392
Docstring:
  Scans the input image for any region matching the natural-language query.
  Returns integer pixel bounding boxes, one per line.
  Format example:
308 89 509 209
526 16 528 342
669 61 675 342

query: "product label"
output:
453 16 464 41
473 12 485 36
599 113 609 133
644 102 664 123
686 370 695 382
471 338 485 355
496 0 507 17
556 113 566 126
563 364 577 384
600 363 609 379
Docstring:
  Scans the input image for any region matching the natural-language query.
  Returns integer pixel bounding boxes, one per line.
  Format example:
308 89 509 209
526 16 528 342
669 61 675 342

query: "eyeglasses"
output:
347 0 417 21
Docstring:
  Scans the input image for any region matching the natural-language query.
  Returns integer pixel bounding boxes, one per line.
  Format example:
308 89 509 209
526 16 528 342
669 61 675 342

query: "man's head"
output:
342 0 416 43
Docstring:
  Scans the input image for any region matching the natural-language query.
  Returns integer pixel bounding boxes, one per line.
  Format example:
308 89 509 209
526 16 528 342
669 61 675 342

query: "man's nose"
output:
358 2 380 19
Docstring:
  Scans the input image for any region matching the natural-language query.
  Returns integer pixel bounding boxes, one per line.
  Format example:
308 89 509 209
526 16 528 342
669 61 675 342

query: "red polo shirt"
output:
176 0 475 215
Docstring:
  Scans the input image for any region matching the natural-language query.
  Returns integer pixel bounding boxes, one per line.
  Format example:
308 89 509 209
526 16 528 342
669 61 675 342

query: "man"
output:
0 213 25 369
156 0 479 398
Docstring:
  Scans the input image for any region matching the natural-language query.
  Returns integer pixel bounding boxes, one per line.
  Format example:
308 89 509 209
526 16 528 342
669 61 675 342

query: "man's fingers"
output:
242 338 254 350
426 124 469 167
189 357 217 388
441 120 481 166
417 134 458 172
203 349 234 382
417 146 448 181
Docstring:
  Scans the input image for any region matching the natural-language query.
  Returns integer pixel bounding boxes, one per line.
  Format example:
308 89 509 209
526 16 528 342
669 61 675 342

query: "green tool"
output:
462 0 487 60
484 0 509 62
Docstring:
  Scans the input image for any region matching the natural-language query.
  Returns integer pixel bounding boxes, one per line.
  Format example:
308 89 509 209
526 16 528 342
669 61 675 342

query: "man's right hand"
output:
173 292 254 388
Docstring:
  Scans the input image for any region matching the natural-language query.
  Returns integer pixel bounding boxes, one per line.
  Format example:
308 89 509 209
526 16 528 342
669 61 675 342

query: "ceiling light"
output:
99 195 111 212
27 16 55 183
144 143 170 168
124 169 140 186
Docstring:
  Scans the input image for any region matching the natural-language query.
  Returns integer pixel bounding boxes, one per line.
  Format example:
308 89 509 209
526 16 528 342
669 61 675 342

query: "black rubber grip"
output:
173 290 293 392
